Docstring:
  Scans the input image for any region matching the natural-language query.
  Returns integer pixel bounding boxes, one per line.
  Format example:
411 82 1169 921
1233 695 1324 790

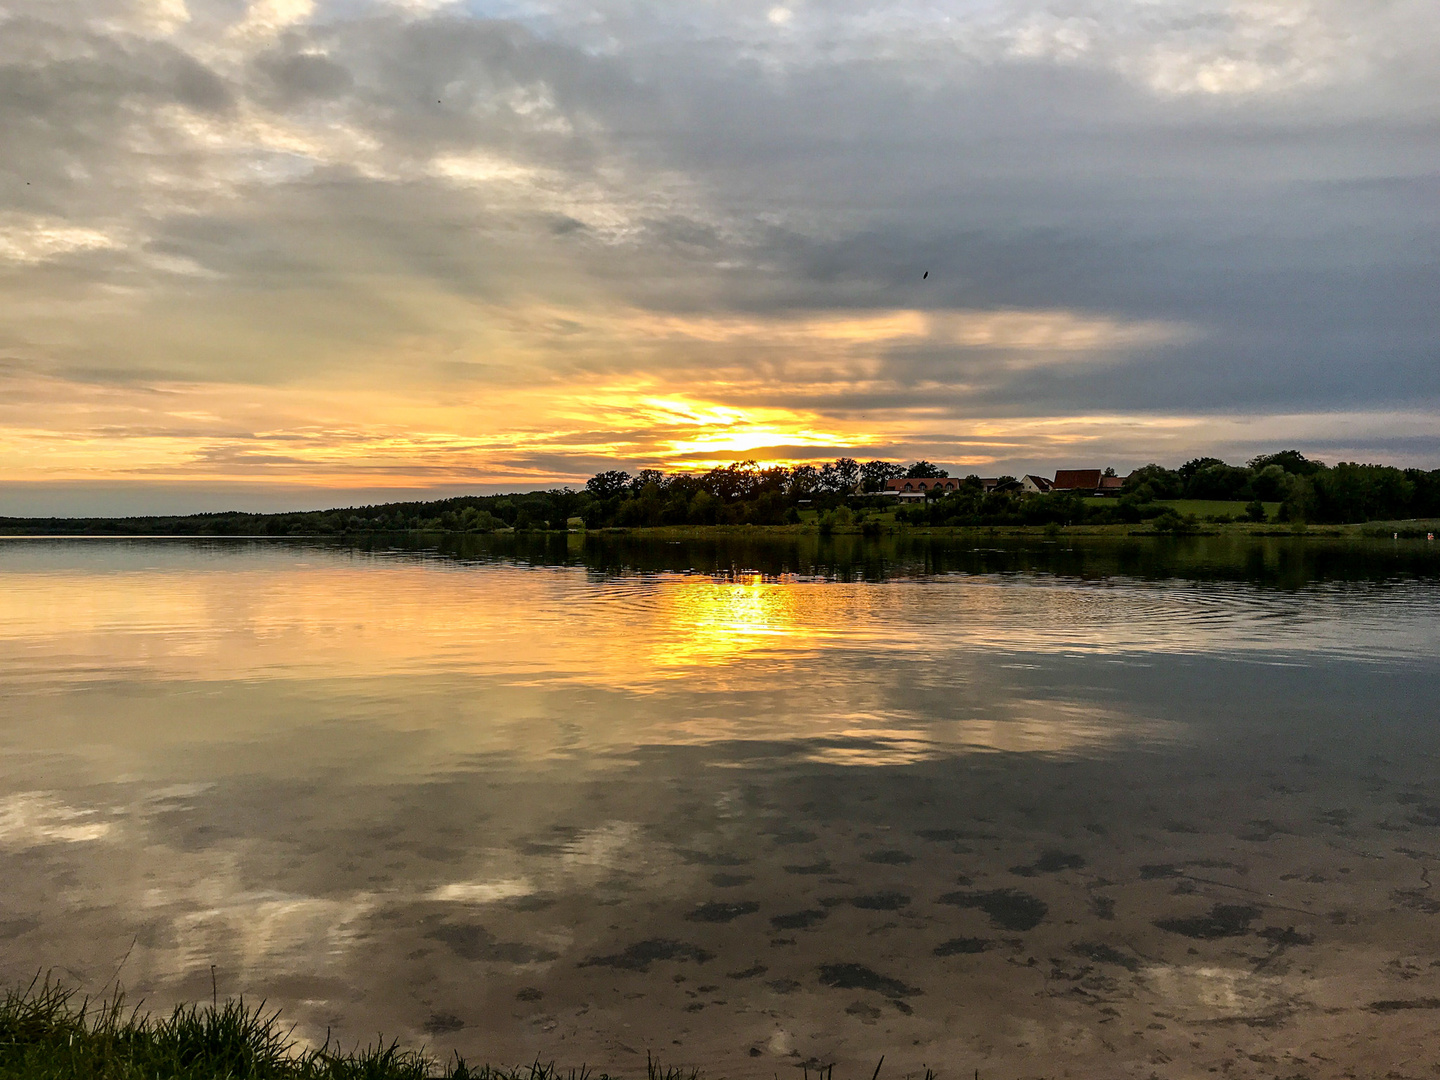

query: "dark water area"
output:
373 528 1440 588
2 535 1439 1078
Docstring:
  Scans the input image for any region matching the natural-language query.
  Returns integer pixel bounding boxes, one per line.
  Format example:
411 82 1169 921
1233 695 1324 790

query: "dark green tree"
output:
906 460 948 478
1311 463 1413 523
1178 457 1225 481
1185 463 1251 500
1249 450 1325 476
1123 464 1183 500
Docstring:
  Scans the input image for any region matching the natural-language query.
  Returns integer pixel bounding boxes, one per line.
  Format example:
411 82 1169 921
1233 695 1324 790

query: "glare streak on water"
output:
1 552 1433 690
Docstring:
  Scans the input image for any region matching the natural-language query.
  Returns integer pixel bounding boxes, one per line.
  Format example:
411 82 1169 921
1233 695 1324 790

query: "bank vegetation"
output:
4 452 1439 537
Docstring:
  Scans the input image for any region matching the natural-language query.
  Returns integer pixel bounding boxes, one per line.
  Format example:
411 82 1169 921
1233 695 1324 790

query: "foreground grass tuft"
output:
0 978 688 1080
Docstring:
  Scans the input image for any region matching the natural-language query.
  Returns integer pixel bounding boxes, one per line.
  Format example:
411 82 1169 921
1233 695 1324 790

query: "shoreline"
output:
0 979 687 1080
2 520 1438 539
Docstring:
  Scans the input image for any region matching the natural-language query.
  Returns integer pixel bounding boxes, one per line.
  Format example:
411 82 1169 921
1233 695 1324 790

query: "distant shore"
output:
3 518 1438 539
573 519 1440 539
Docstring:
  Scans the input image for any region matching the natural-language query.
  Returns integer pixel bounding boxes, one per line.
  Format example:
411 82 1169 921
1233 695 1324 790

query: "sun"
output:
636 397 862 465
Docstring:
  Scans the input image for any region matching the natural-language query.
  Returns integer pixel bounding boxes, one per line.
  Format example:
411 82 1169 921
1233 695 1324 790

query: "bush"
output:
1150 509 1199 534
459 507 502 532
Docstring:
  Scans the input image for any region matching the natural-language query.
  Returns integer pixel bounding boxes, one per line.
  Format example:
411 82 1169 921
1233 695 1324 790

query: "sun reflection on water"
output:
4 544 1409 765
650 574 818 671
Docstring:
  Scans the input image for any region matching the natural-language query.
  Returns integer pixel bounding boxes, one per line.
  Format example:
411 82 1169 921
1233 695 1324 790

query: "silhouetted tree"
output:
906 460 948 478
820 457 860 493
629 469 667 492
587 470 631 498
789 464 821 496
860 460 905 492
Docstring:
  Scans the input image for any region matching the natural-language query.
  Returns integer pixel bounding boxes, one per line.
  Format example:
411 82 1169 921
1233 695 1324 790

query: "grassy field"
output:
810 499 1279 524
582 516 1440 540
1081 498 1280 518
797 508 897 525
801 499 1280 528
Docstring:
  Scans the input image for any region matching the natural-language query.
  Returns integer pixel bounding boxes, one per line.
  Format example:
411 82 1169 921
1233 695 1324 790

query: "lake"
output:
2 534 1439 1078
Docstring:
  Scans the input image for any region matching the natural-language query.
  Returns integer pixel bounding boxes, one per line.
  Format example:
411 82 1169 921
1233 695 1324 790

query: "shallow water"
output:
3 535 1440 1078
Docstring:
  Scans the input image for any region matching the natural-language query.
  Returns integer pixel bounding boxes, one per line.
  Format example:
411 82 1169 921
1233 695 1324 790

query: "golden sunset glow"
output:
0 291 1314 498
0 298 1208 498
2 0 1435 515
8 343 1432 497
650 576 812 670
0 555 1209 759
0 239 1424 503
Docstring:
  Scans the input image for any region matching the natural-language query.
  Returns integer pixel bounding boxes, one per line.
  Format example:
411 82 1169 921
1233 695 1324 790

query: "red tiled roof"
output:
1052 469 1103 490
886 477 963 492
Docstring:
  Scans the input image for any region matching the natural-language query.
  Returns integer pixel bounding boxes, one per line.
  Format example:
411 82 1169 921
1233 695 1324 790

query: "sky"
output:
1 0 1438 514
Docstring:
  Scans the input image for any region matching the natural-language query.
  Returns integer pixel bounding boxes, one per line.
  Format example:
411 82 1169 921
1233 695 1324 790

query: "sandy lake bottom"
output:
3 536 1440 1080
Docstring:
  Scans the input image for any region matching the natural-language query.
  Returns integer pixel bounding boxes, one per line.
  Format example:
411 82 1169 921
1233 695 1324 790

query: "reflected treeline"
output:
340 530 1440 589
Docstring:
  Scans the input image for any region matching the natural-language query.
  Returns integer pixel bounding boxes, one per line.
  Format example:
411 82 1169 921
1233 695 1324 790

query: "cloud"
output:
0 0 1437 510
230 0 317 41
0 215 126 263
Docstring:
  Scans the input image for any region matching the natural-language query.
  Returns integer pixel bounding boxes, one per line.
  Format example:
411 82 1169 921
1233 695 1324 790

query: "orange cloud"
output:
3 298 1368 497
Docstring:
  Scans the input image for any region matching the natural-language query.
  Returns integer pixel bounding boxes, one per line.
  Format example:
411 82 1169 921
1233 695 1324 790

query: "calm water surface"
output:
3 535 1440 1078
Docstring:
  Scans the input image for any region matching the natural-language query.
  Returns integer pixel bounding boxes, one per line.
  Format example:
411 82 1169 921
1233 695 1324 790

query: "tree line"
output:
885 452 1440 529
3 451 1438 536
1120 451 1440 525
580 451 1440 529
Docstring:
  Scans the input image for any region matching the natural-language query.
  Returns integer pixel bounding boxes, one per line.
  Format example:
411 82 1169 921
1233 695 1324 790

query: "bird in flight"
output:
923 271 928 279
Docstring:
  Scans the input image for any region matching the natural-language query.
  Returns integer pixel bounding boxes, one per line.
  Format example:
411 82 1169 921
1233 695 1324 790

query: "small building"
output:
1051 469 1129 495
885 477 967 495
1051 469 1104 493
984 477 1024 494
1022 475 1053 494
